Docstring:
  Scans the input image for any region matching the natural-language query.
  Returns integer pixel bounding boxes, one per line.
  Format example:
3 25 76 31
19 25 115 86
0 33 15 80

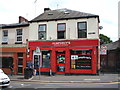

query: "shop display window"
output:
57 65 65 72
42 51 51 67
56 51 65 64
57 55 65 64
1 57 13 68
56 51 65 72
70 49 92 69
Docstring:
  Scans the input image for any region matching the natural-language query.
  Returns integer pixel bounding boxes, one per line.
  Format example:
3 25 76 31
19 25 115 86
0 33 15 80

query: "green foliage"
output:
100 34 112 45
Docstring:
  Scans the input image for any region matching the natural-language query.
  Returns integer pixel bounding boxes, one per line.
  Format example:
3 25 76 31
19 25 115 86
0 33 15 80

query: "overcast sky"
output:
0 0 119 41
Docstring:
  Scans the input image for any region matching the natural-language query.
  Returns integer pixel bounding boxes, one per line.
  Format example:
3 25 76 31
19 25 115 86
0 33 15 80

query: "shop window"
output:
56 51 65 64
78 22 87 38
42 51 51 67
57 23 66 39
70 49 92 69
57 65 65 72
56 51 65 72
1 57 13 68
2 30 8 44
38 24 46 40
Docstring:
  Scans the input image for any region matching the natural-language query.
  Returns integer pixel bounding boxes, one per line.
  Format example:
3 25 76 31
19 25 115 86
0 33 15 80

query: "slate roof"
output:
0 22 29 29
30 8 100 22
101 40 120 51
106 40 120 50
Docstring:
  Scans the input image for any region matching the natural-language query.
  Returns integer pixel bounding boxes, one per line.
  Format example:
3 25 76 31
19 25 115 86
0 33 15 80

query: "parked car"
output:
0 69 10 87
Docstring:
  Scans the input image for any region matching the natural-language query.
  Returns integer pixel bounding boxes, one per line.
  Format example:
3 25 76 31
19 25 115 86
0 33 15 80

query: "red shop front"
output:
28 39 99 75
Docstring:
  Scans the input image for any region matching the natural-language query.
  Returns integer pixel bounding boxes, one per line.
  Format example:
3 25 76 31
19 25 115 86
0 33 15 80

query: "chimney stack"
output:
44 8 51 12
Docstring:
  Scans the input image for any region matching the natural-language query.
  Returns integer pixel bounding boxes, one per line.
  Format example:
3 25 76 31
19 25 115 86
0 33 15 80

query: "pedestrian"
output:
9 64 14 76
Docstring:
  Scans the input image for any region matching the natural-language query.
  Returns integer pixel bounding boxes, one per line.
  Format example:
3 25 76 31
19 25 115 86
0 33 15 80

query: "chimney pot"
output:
44 8 51 12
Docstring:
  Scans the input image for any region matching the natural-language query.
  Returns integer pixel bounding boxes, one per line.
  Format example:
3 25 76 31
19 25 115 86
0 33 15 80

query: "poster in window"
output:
71 55 78 60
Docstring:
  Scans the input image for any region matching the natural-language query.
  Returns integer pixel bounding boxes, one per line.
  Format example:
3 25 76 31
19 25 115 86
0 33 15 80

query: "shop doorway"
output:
56 51 65 73
17 53 23 74
33 55 40 69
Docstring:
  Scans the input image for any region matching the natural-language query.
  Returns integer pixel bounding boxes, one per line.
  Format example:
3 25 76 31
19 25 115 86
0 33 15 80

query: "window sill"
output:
15 42 22 44
2 42 8 44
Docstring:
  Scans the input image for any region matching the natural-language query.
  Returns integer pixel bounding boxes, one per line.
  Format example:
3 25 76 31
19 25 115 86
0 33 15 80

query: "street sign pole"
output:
39 55 41 80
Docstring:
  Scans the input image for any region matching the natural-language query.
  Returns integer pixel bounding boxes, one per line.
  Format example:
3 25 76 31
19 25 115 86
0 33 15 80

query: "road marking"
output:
9 86 13 88
95 81 120 85
11 80 120 85
84 79 100 81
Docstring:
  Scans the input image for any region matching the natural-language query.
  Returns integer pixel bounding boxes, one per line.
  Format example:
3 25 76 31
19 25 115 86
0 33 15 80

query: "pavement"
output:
8 73 120 84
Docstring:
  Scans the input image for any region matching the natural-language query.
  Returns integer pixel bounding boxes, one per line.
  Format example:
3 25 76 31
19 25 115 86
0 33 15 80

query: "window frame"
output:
41 50 51 68
38 24 46 40
3 30 8 37
1 57 13 68
70 49 92 69
2 30 8 44
16 29 23 43
77 22 87 38
57 23 66 39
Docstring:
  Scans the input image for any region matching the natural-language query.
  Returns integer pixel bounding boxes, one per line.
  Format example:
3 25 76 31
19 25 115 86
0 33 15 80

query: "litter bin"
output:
24 68 33 79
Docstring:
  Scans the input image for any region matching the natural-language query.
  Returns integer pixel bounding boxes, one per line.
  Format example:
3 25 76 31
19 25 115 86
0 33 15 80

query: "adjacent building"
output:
0 16 29 74
28 8 100 75
100 40 120 72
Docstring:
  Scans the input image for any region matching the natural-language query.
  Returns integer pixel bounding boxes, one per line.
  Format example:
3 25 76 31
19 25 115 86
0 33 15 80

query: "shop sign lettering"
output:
52 42 70 46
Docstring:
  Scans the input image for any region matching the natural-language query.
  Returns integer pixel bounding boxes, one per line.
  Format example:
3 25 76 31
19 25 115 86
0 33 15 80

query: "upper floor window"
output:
2 30 8 44
16 29 23 43
57 23 66 39
78 22 87 38
38 24 46 40
3 30 8 37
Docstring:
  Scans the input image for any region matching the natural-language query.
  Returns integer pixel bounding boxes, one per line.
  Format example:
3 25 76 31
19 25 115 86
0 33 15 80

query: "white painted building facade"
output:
29 18 99 41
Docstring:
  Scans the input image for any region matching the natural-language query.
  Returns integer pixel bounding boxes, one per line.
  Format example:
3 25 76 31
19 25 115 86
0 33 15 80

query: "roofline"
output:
1 23 29 29
30 15 100 23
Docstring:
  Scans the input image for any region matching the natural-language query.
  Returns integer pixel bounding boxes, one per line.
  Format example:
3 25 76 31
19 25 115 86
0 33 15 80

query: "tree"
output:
99 34 112 45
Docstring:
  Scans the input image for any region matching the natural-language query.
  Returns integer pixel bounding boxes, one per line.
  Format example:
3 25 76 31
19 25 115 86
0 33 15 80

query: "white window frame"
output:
16 29 23 42
38 24 46 40
2 30 8 43
77 22 87 38
57 23 66 39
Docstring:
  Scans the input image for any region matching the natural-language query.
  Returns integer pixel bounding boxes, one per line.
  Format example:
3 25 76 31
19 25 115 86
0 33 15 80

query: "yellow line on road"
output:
11 81 120 85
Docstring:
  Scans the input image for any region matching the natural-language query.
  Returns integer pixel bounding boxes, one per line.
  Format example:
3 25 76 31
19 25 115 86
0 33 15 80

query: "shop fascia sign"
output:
52 41 71 46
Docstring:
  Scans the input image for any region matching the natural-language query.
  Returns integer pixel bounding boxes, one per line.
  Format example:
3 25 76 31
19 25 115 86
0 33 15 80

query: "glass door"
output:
56 51 65 73
34 55 40 69
17 53 23 74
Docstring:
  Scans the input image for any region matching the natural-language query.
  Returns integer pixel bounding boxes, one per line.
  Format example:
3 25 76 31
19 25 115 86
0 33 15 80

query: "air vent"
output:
64 11 69 14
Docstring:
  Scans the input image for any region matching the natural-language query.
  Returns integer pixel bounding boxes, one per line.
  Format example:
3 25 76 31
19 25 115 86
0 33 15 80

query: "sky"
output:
0 0 119 41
